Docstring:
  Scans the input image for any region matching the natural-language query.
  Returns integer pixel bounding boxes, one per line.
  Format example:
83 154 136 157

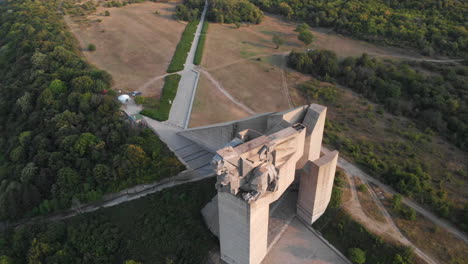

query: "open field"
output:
189 74 250 127
195 13 434 125
65 1 185 97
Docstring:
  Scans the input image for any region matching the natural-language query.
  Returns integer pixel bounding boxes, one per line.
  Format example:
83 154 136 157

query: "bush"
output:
105 10 110 16
357 184 367 193
348 248 366 264
140 74 181 121
167 21 198 73
193 21 208 65
88 43 96 51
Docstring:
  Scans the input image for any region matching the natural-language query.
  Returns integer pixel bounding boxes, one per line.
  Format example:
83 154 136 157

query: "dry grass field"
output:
189 74 250 127
65 1 185 97
194 13 426 125
381 194 468 264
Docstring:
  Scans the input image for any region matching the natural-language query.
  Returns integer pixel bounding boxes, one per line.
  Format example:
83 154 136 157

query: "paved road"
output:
168 0 208 128
327 148 468 244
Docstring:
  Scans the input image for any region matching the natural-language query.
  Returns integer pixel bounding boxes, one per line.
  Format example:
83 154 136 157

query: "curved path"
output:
198 68 256 115
341 167 438 264
335 155 468 245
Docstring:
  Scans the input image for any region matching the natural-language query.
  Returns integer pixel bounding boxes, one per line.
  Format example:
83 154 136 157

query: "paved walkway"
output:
144 117 214 175
168 0 208 128
263 218 350 264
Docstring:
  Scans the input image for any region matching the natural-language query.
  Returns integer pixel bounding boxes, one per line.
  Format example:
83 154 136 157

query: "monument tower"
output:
179 104 339 264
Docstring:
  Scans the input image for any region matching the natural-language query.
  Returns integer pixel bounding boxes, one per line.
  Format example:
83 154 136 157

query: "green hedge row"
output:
140 74 181 121
167 21 199 73
194 21 209 65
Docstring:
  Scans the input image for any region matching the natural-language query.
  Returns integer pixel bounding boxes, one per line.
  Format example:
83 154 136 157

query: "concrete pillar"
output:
218 192 269 264
297 104 327 169
297 150 339 225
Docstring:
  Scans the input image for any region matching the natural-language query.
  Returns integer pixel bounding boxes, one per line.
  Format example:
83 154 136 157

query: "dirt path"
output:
198 68 256 115
205 52 289 71
341 166 438 264
279 55 293 108
138 72 180 92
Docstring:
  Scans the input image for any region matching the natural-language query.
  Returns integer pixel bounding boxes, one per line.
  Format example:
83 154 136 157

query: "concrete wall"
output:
218 192 269 264
178 113 272 152
297 151 338 225
297 104 327 168
178 105 312 153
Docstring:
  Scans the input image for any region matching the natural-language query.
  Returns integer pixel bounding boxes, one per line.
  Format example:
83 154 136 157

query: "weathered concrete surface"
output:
205 187 351 264
262 218 350 264
218 192 270 264
145 117 214 174
178 106 313 152
297 151 338 225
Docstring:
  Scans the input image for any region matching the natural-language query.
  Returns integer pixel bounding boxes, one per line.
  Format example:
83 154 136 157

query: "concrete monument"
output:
179 104 338 264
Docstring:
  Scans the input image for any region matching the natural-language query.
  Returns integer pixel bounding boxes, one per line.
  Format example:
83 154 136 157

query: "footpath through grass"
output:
167 20 199 73
194 21 209 65
139 74 181 121
312 172 418 264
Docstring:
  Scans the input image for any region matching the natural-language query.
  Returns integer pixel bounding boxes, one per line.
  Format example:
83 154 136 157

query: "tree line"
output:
0 0 184 221
288 50 468 151
0 179 217 264
250 0 467 56
175 0 263 24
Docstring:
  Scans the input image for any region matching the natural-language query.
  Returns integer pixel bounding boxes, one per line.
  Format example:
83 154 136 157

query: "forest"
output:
176 0 263 24
0 179 217 264
288 50 468 151
288 50 468 232
0 0 184 221
250 0 467 56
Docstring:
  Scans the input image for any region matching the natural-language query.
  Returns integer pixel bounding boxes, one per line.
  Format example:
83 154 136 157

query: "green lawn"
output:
194 21 208 65
167 21 199 73
140 74 181 121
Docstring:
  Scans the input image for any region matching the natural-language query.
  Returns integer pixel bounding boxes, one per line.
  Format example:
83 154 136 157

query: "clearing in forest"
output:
65 1 186 97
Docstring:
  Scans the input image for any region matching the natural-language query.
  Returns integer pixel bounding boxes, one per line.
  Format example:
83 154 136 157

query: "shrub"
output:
193 21 208 65
348 248 366 264
357 184 367 193
167 21 198 73
88 43 96 51
105 10 110 16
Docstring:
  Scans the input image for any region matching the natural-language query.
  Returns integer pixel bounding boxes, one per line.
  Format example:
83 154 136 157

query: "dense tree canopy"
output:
251 0 467 56
175 0 263 24
0 0 184 221
288 50 468 151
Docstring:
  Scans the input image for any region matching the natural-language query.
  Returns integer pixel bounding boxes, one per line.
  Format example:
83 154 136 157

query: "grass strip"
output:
194 21 209 65
167 20 199 73
140 74 181 121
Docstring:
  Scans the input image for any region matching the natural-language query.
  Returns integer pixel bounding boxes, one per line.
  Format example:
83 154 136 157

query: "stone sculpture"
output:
179 104 339 264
